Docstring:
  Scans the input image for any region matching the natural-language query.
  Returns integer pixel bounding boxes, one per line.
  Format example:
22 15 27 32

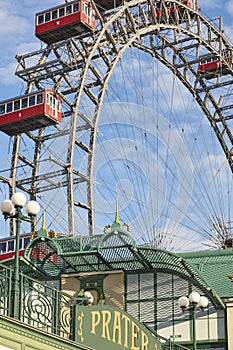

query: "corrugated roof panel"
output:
180 249 233 298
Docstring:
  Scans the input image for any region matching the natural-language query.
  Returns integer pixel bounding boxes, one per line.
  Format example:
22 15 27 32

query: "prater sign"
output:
74 305 162 350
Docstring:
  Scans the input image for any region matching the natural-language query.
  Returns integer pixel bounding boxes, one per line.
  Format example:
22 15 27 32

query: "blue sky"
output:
0 0 58 99
0 1 233 250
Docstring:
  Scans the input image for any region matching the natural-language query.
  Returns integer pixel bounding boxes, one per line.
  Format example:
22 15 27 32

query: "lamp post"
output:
178 291 208 350
0 192 40 319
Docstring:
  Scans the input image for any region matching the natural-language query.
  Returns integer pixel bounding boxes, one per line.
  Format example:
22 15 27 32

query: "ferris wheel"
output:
0 0 232 252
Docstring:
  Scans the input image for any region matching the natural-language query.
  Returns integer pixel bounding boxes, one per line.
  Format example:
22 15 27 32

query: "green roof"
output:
179 249 233 298
2 211 230 308
19 227 225 307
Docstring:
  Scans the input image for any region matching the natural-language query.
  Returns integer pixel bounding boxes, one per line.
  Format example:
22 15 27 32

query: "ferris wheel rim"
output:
70 1 233 235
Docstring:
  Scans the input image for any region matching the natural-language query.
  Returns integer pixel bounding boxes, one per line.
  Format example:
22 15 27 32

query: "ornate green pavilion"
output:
0 213 232 349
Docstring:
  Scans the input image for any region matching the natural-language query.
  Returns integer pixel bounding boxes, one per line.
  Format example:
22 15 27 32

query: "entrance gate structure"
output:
14 220 226 349
0 221 227 348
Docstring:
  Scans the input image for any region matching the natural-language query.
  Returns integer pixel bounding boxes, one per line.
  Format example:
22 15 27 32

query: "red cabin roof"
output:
149 0 197 23
35 0 96 45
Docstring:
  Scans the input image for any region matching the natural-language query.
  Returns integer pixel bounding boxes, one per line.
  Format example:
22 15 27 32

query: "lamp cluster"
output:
84 291 94 305
178 291 208 311
177 291 208 350
1 192 40 217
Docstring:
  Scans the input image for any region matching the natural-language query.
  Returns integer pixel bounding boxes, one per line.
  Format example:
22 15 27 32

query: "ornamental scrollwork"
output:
77 312 84 342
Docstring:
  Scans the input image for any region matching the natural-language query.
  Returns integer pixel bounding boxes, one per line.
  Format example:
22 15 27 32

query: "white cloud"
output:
0 0 59 90
226 1 233 16
0 4 30 40
0 62 17 86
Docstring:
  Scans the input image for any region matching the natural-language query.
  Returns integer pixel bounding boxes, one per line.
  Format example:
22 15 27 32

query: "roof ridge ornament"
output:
111 199 122 232
30 208 47 239
30 209 57 240
103 201 130 234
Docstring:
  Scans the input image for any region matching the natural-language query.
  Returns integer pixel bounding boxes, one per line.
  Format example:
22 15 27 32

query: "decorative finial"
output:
30 209 47 240
42 209 47 231
110 200 122 231
103 200 124 233
37 208 48 238
115 200 120 224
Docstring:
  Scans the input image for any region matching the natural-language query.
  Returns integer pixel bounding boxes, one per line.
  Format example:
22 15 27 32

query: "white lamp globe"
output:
11 192 26 207
178 296 189 309
84 291 94 305
198 296 208 308
25 201 40 216
0 200 14 214
189 291 201 304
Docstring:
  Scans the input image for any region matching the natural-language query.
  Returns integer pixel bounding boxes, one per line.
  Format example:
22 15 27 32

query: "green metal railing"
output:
0 264 81 339
0 264 11 315
0 263 191 349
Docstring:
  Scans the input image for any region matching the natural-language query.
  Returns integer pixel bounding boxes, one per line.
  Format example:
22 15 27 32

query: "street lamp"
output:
0 192 40 319
84 291 94 305
178 291 208 350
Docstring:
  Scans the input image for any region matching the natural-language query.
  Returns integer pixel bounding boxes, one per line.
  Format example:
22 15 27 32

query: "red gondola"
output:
0 233 31 261
0 89 62 136
35 0 96 45
0 233 60 264
149 0 197 22
198 49 233 79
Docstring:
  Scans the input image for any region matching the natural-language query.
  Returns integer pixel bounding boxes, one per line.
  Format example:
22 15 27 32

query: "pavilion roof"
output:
20 225 225 307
